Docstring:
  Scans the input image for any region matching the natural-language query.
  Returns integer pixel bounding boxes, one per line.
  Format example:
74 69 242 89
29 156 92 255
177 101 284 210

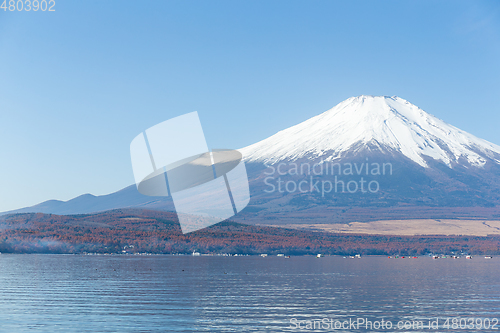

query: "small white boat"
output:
485 256 493 259
316 254 323 258
466 255 472 259
260 254 268 257
277 254 284 257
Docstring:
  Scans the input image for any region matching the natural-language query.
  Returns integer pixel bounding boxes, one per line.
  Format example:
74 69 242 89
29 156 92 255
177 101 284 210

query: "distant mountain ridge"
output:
2 185 174 216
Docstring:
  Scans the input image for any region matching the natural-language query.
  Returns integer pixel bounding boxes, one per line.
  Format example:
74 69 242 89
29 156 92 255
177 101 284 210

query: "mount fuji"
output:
236 95 500 225
4 95 500 226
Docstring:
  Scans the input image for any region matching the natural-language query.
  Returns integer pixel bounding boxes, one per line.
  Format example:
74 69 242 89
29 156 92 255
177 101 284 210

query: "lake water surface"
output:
0 255 499 332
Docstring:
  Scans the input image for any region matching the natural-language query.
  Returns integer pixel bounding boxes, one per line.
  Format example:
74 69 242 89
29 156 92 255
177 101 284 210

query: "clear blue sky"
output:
0 0 499 212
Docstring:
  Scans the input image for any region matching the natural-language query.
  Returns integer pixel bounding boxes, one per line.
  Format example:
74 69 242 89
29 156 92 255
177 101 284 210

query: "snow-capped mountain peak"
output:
240 95 500 168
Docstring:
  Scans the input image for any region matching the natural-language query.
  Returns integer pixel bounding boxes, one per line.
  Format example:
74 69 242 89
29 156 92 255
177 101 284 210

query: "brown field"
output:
268 219 500 236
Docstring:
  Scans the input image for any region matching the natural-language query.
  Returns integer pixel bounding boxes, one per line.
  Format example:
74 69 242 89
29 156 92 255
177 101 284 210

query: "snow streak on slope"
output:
240 96 500 168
